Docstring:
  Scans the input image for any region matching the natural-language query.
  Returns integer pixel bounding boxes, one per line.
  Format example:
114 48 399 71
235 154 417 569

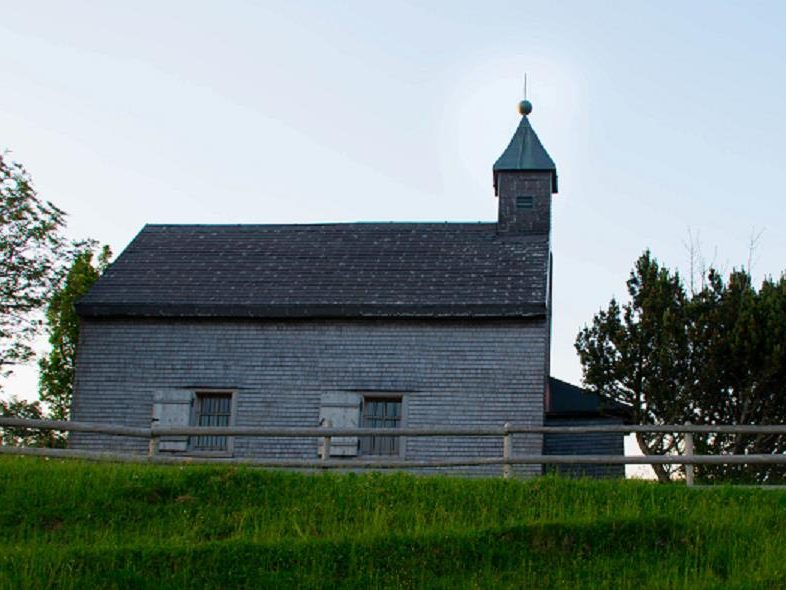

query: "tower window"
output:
516 195 534 209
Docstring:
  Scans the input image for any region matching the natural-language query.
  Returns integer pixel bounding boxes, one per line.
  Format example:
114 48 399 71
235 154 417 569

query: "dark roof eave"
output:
75 302 548 320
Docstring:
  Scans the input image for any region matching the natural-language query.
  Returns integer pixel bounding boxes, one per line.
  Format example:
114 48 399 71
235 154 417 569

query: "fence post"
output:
148 433 158 460
503 422 512 479
320 419 332 466
684 422 695 487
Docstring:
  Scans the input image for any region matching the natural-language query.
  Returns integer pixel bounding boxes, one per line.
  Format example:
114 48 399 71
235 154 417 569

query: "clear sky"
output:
2 0 786 401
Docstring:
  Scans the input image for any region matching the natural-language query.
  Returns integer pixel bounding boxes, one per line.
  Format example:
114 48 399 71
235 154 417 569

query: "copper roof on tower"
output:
493 112 558 193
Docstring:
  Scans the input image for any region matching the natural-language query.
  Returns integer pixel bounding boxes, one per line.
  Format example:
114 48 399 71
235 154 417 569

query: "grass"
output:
1 457 786 589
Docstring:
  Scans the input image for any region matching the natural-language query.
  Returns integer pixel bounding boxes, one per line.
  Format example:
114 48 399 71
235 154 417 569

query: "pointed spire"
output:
493 101 558 194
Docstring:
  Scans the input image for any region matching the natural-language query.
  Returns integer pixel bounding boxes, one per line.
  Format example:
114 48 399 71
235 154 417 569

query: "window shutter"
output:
152 390 193 452
319 392 361 457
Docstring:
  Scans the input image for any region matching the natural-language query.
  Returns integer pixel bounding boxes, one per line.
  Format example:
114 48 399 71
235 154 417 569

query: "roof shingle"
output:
77 223 549 319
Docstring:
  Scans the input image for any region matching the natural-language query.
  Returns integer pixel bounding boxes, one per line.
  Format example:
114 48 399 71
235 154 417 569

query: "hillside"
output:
1 457 785 589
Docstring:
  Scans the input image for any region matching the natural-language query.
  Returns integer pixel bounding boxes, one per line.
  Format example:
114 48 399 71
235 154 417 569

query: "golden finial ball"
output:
518 100 532 116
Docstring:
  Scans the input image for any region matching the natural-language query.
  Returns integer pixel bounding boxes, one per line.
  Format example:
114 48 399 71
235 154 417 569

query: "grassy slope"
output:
1 457 786 589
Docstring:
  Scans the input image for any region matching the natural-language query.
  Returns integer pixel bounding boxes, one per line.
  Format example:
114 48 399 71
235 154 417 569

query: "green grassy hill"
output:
1 457 785 589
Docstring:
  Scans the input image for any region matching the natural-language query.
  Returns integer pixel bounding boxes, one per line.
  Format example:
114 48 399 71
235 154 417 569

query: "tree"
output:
686 270 786 483
0 152 68 387
38 245 112 424
576 251 786 483
575 252 691 482
0 395 56 447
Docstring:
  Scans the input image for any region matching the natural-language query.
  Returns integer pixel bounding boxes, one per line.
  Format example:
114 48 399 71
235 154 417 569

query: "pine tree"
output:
577 252 786 483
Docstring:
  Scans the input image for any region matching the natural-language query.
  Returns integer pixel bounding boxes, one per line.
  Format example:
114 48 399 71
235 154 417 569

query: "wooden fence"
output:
3 416 786 484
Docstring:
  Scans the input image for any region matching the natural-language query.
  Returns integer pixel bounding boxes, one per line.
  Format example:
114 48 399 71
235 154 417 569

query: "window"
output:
359 397 402 456
190 392 233 452
516 195 534 209
152 389 236 455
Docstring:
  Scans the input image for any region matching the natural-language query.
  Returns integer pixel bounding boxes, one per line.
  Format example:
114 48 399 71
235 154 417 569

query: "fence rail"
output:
6 417 786 437
2 416 786 483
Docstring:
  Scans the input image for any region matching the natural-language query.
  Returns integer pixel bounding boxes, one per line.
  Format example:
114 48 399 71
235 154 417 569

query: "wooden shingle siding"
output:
71 318 546 476
543 417 626 478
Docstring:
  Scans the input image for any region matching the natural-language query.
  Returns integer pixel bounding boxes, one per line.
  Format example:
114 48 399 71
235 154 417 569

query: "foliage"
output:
0 151 109 447
686 269 786 483
576 251 786 483
38 245 112 424
1 460 786 589
0 153 68 384
575 252 689 482
0 397 56 447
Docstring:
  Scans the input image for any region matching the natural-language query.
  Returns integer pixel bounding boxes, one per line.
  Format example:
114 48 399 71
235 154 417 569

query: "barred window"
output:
359 397 402 456
191 393 233 452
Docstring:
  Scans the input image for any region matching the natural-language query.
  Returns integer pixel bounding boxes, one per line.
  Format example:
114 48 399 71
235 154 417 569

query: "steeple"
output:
493 100 558 194
493 100 558 235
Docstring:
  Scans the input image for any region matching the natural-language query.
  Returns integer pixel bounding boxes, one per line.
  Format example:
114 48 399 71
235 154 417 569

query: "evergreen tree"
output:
576 251 786 483
687 270 786 483
575 252 690 482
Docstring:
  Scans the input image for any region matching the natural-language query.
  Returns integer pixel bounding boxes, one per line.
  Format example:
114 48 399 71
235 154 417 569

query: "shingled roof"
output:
76 223 550 319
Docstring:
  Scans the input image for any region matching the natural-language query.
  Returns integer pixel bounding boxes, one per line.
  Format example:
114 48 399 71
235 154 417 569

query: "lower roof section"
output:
547 377 633 421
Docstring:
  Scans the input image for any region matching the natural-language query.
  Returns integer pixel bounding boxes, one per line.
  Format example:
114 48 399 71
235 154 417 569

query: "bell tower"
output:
493 100 558 235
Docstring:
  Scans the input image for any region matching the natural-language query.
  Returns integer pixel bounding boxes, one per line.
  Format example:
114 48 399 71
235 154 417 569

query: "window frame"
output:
188 390 237 457
358 394 407 458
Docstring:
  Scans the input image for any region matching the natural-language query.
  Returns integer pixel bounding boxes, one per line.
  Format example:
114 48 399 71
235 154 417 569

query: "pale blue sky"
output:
2 1 786 399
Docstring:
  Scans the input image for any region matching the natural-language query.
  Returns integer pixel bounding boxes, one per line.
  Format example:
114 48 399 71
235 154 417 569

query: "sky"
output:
2 0 786 405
